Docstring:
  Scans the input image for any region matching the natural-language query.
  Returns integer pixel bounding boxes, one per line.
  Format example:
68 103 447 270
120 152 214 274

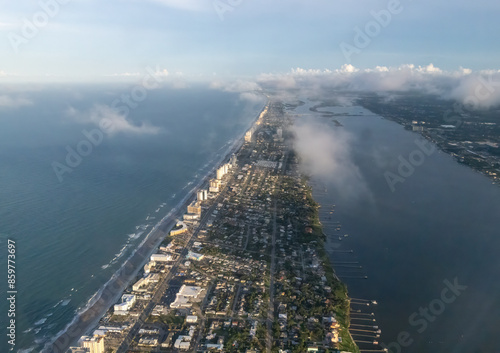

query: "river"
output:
290 99 500 353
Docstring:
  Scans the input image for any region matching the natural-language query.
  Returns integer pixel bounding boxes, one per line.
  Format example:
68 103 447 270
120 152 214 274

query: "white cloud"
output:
446 71 500 109
257 64 500 109
336 64 358 74
210 79 265 102
67 105 162 135
292 119 373 202
104 68 168 79
239 91 265 103
416 63 442 74
458 67 472 75
151 68 169 77
105 72 141 77
0 95 32 108
210 79 261 93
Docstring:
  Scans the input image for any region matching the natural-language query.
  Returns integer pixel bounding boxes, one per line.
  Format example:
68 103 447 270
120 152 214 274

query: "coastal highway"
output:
43 212 178 352
115 167 235 352
42 170 218 353
114 233 195 353
266 147 290 353
42 104 268 353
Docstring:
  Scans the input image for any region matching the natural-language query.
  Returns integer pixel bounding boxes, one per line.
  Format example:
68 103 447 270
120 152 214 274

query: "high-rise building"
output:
245 129 252 142
209 178 221 193
216 167 224 180
187 201 201 215
81 335 105 353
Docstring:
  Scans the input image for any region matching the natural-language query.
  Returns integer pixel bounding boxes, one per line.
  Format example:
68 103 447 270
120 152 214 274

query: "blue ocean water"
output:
0 84 265 352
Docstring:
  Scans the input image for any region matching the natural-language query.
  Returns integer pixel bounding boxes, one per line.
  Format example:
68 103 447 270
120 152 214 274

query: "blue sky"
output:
1 0 500 82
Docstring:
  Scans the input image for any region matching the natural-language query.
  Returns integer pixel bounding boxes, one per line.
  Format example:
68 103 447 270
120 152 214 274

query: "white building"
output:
174 335 192 350
114 294 136 315
209 178 221 193
216 167 225 180
133 273 160 291
245 129 253 142
187 201 201 215
93 325 127 335
170 285 203 308
186 315 198 323
144 261 155 274
133 277 148 292
183 213 200 221
151 254 173 262
186 250 204 261
170 221 188 236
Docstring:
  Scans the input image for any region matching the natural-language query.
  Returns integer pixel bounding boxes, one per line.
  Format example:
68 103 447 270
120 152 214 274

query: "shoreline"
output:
288 102 360 352
42 99 269 353
301 180 360 353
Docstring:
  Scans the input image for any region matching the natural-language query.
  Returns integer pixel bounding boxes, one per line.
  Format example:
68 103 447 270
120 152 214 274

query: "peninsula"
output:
61 101 360 353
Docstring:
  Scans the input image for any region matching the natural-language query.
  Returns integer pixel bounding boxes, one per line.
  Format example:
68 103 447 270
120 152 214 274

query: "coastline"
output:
287 101 361 352
42 98 269 353
300 181 360 353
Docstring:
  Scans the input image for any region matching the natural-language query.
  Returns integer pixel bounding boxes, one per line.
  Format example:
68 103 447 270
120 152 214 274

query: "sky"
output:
1 0 500 82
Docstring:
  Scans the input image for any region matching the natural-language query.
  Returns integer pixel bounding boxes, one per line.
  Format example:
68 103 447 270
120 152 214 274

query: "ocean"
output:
290 99 500 353
0 84 266 352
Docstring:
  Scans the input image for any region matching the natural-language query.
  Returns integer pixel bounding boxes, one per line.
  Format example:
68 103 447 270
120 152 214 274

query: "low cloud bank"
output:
257 64 500 110
0 94 32 108
292 119 373 202
67 105 162 136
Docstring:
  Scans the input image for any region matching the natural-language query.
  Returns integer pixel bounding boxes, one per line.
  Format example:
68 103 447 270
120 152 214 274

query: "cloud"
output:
239 91 265 103
0 95 32 108
102 68 191 88
210 79 261 93
151 68 170 78
105 72 141 77
257 64 500 109
446 71 500 109
210 79 265 103
67 105 162 135
105 68 168 79
292 119 372 202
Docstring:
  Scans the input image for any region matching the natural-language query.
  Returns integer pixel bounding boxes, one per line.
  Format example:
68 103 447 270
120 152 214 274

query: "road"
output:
115 164 236 352
266 148 290 353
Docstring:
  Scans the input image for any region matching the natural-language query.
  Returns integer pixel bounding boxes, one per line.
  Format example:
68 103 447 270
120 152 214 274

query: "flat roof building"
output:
114 294 136 315
170 285 203 308
150 254 173 262
186 315 198 323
